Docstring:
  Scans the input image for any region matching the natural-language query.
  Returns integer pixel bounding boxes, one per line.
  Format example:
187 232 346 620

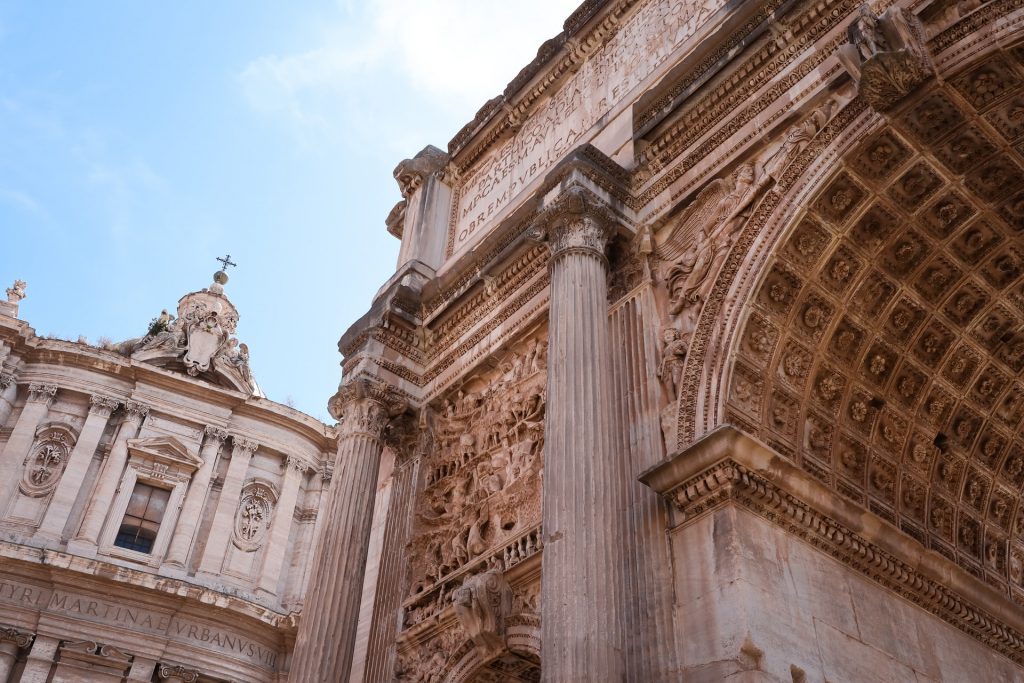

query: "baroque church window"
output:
114 482 171 554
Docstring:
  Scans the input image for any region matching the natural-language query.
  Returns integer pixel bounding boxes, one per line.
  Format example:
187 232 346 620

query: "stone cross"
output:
216 254 237 271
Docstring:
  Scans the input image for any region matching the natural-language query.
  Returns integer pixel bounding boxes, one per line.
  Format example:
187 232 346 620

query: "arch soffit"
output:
683 14 1024 600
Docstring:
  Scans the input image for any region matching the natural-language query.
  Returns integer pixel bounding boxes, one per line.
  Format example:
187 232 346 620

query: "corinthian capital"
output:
535 186 617 261
204 425 229 443
123 400 150 424
27 383 57 404
328 377 407 438
232 436 259 455
89 395 120 417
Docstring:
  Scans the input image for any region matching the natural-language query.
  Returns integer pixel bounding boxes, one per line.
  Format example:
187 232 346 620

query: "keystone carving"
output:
453 567 514 659
838 4 935 110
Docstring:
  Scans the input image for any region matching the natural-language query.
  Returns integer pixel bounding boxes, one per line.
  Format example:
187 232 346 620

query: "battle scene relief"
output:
396 333 547 681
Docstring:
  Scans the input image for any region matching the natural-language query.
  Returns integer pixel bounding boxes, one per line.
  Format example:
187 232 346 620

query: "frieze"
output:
448 0 730 257
0 577 280 670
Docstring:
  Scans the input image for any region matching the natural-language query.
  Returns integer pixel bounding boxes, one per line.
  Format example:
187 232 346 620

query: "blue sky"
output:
0 1 579 421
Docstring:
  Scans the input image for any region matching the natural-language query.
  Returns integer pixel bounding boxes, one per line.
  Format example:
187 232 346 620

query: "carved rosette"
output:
0 625 33 649
233 481 276 551
27 383 57 405
328 378 407 439
19 425 75 497
158 664 200 683
89 395 120 418
537 187 617 265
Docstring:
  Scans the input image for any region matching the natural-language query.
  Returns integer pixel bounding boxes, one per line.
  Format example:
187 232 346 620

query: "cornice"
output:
642 426 1024 665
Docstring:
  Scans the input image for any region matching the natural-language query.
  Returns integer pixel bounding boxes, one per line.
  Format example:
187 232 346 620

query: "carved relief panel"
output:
397 333 546 678
18 425 76 498
233 480 277 552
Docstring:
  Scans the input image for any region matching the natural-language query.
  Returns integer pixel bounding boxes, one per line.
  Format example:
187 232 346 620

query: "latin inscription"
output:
452 0 725 253
0 578 278 670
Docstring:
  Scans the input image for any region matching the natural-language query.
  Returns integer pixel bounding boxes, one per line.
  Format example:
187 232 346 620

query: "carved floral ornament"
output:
233 480 277 551
19 424 76 497
328 377 407 436
529 186 618 261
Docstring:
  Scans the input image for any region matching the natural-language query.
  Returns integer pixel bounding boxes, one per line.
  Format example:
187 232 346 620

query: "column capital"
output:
158 663 200 683
328 378 407 436
232 435 259 455
533 186 617 261
203 425 229 443
27 383 57 405
0 625 33 648
285 454 308 473
123 400 150 424
89 395 120 417
0 371 16 390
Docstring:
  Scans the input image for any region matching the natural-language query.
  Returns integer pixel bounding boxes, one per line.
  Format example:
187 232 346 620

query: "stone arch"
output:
679 13 1024 599
443 623 541 683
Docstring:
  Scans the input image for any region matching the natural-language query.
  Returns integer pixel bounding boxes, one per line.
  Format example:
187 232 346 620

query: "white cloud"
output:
238 0 580 145
0 188 44 216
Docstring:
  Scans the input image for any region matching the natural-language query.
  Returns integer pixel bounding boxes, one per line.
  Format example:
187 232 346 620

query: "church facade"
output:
5 0 1024 681
0 275 337 682
289 0 1024 681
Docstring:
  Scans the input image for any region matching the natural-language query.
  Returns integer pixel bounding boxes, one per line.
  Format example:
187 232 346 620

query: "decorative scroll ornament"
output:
453 567 514 659
233 481 276 551
19 426 75 497
838 4 935 110
158 664 200 683
0 625 34 649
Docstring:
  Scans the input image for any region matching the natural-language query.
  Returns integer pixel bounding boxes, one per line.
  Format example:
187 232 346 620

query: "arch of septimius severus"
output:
5 0 1024 681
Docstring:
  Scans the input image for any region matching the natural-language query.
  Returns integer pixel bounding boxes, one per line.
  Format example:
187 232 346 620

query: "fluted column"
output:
290 379 405 683
0 626 33 683
197 436 258 575
37 393 121 541
0 383 57 504
258 455 305 595
70 401 149 547
539 188 629 682
163 426 228 568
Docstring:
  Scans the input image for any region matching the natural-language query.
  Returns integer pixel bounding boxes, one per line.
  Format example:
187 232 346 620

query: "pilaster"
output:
36 393 120 542
18 633 58 683
289 378 405 683
257 454 306 595
197 436 259 575
0 384 57 505
68 400 149 551
162 425 228 569
0 626 33 683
